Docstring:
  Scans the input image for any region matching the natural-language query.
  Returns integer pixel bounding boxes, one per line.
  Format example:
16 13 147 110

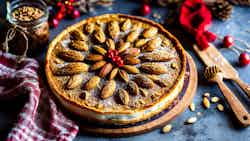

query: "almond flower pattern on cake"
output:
50 17 179 107
46 14 186 125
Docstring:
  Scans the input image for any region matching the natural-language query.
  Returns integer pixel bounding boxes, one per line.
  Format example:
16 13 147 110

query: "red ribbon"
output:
180 0 217 49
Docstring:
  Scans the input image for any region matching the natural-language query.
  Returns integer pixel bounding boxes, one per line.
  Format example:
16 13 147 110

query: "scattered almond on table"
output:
185 116 197 124
197 112 202 116
162 124 172 133
203 92 210 97
217 104 224 112
189 103 196 112
203 97 210 109
211 96 220 103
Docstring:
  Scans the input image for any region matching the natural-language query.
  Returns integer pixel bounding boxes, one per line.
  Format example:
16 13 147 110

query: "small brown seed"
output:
122 65 140 74
133 74 154 89
211 96 220 103
127 81 139 95
217 104 224 111
162 124 172 133
86 54 104 61
203 97 210 109
185 116 197 124
189 103 196 112
106 38 115 50
99 63 113 78
84 76 101 90
171 63 178 69
70 40 88 51
66 74 83 89
140 63 167 75
101 80 116 99
143 27 158 38
93 45 107 55
119 70 129 82
90 60 106 71
79 91 90 100
118 89 130 105
109 67 119 80
121 19 131 31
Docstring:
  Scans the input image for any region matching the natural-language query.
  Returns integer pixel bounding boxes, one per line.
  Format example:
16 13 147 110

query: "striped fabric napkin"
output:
0 51 79 141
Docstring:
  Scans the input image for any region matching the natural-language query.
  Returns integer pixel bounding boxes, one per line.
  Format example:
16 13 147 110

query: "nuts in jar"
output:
12 6 44 22
7 0 49 55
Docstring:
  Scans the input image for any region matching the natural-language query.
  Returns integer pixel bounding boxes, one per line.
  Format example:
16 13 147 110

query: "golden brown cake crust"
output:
45 14 186 124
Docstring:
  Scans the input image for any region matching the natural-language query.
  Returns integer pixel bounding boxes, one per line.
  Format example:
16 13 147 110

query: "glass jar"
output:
6 0 49 55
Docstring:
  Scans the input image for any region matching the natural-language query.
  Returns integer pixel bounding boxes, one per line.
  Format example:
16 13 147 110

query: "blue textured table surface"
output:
0 0 250 141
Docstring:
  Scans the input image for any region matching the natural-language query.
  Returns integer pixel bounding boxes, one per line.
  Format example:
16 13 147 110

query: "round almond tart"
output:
45 14 186 125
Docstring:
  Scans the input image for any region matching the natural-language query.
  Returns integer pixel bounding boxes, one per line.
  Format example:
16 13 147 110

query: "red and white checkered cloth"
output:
0 51 79 141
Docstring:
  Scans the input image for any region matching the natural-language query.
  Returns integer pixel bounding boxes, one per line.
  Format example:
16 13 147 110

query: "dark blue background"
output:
0 0 250 140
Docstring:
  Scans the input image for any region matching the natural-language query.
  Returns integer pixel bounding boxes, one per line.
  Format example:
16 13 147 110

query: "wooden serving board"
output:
74 53 197 137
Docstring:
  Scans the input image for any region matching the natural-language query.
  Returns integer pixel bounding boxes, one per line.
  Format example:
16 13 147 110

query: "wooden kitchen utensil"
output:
194 44 250 97
204 66 250 127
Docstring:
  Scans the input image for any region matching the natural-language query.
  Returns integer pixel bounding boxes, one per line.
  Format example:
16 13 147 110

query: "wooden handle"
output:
234 78 250 98
217 79 250 127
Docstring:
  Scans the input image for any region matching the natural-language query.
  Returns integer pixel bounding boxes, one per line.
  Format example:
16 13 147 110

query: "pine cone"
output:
208 0 233 21
228 0 250 6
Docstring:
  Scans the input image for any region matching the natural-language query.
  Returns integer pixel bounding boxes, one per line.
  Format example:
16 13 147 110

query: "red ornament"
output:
56 2 64 7
66 5 74 14
71 9 80 19
239 52 250 66
49 18 59 28
55 11 65 21
223 35 234 48
59 5 66 13
141 4 151 16
179 0 217 50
